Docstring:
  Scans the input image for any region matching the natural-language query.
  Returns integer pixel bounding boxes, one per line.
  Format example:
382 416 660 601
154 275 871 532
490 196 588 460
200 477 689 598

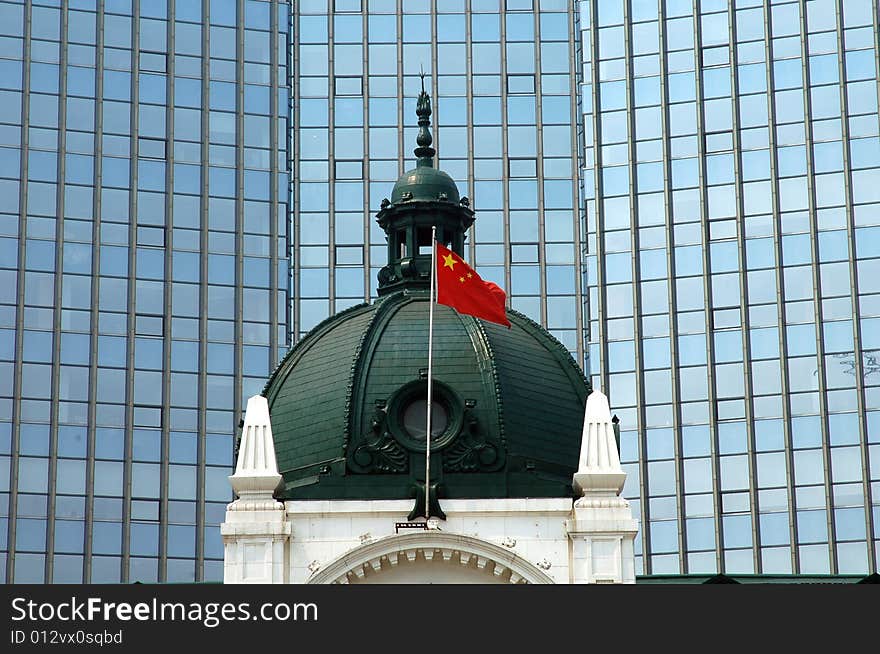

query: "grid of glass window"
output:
0 0 290 582
580 0 879 575
293 0 585 362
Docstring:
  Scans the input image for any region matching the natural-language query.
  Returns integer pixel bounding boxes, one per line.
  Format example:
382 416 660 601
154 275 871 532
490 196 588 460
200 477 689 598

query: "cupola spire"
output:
414 69 436 167
375 78 474 296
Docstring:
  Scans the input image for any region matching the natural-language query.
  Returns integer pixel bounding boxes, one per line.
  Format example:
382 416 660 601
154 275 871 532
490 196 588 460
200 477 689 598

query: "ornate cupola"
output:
376 79 474 295
225 76 637 588
257 82 591 508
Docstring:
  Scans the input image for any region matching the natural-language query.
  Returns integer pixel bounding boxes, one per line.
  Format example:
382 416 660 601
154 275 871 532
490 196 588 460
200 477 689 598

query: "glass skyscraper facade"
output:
293 0 585 364
580 0 879 575
1 0 878 584
0 0 290 582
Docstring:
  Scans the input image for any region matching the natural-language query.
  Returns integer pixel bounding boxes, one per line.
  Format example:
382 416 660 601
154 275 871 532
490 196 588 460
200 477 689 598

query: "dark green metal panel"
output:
484 309 590 470
261 289 592 502
357 298 495 445
390 166 460 204
264 303 378 481
258 90 592 505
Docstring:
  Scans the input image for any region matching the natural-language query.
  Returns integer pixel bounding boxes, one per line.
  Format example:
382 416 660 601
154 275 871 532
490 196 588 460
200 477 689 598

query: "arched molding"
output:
307 531 556 584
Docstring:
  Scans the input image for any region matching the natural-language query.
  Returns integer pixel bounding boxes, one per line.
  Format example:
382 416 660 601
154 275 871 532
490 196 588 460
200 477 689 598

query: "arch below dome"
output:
307 531 555 585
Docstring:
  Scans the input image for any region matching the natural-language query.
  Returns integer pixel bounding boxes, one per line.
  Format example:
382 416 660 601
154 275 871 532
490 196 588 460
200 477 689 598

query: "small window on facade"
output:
138 137 166 160
334 75 363 96
334 0 362 12
334 160 364 179
507 74 534 94
508 158 537 177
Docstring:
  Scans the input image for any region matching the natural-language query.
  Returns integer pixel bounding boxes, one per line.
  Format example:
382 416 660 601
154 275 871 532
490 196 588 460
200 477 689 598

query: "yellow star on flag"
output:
443 254 457 270
459 276 465 283
467 272 473 278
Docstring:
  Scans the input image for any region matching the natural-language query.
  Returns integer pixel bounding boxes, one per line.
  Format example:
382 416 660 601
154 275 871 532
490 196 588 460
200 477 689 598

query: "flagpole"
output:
425 225 437 521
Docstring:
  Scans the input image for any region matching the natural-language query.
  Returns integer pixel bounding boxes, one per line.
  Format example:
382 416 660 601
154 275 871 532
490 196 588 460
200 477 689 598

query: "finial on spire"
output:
572 389 626 497
414 67 435 167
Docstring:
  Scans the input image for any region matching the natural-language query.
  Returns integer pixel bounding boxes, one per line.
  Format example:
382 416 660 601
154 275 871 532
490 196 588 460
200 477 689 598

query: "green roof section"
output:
390 165 460 205
263 302 377 482
260 290 591 503
255 86 591 507
485 309 589 470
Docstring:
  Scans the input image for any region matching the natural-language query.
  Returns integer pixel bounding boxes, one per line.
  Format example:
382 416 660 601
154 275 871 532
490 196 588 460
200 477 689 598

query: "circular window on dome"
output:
386 380 463 452
402 399 448 440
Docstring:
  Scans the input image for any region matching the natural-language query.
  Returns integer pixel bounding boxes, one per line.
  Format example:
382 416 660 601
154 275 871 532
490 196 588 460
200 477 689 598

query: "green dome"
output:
262 290 590 502
390 164 461 205
258 87 589 511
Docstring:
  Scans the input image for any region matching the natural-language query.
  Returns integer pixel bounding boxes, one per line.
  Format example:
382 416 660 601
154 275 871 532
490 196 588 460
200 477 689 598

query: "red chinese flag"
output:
435 242 511 328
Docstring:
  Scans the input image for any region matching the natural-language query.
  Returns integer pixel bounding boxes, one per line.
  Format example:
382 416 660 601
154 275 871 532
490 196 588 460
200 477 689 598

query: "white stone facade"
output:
288 498 568 583
222 391 639 584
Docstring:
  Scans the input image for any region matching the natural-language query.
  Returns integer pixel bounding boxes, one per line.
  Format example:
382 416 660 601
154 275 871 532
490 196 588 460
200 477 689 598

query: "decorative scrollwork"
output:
348 404 408 474
351 433 407 473
377 266 397 286
443 408 504 473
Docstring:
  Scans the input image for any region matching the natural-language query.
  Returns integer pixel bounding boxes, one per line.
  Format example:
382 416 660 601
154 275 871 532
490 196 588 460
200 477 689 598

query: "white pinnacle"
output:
572 389 626 496
228 394 283 496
